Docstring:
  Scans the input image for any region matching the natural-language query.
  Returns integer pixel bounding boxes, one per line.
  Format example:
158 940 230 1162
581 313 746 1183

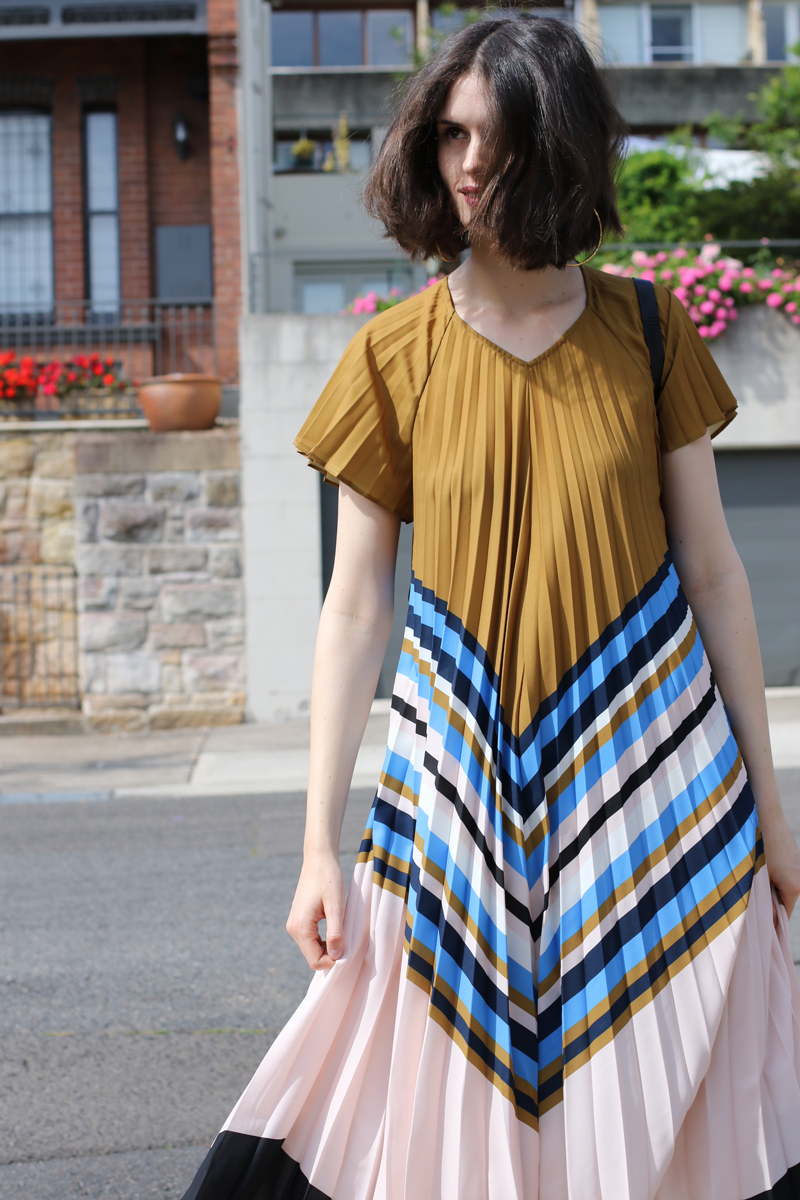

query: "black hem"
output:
182 1130 800 1200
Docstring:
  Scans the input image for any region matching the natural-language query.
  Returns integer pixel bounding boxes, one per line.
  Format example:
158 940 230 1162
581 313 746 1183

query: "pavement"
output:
0 692 798 1198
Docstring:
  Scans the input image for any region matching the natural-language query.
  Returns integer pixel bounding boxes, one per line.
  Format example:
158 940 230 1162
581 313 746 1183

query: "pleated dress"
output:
185 266 800 1200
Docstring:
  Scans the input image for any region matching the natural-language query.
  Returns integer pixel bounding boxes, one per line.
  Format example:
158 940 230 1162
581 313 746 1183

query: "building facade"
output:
0 0 242 385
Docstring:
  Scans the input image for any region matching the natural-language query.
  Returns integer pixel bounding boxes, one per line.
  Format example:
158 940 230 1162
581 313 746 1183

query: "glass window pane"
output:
696 3 745 62
272 11 314 66
367 9 413 64
349 139 372 172
599 5 643 63
0 214 53 310
302 280 346 314
0 114 52 216
319 11 363 66
86 112 118 213
89 213 119 311
764 4 787 59
651 6 692 59
431 6 467 34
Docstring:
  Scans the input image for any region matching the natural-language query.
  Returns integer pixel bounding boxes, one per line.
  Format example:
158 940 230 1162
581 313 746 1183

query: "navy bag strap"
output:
633 277 665 402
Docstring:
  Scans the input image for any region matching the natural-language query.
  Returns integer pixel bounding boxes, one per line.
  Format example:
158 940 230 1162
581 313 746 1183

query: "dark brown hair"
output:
363 14 627 269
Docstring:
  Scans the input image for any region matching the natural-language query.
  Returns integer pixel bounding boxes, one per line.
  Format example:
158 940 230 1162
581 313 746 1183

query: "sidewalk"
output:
0 692 798 803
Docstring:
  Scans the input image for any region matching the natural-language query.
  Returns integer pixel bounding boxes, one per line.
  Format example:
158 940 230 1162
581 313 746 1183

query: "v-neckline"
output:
443 265 593 369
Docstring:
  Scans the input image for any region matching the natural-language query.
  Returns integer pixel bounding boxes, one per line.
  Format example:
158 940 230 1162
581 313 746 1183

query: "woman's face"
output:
436 70 491 229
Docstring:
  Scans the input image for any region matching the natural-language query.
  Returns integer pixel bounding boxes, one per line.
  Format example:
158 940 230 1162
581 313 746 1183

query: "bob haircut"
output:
363 14 627 270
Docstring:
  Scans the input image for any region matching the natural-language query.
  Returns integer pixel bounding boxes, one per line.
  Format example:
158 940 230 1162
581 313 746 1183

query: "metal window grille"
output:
0 566 79 710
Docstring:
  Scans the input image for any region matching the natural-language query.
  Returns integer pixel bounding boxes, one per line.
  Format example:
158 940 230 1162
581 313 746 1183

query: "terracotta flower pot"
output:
138 373 222 432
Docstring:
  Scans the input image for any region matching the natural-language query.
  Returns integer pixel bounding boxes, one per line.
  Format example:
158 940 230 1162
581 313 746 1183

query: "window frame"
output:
0 107 55 318
82 105 121 312
271 7 415 68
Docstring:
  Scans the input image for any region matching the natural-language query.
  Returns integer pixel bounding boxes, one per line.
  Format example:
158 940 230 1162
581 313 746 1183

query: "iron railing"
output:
0 300 217 420
0 566 79 710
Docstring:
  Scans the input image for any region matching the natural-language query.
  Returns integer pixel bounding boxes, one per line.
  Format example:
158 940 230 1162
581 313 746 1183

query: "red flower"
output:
105 356 114 366
67 371 77 383
102 373 115 386
93 363 104 375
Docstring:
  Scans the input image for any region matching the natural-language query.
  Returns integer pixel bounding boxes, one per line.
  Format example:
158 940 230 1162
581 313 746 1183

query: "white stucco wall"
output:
711 306 800 448
239 313 366 721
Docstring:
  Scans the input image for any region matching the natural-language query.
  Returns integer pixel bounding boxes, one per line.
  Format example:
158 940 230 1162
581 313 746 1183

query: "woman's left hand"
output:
759 803 800 922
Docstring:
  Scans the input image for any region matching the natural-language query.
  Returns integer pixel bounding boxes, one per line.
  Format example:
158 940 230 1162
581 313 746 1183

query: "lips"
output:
459 187 482 208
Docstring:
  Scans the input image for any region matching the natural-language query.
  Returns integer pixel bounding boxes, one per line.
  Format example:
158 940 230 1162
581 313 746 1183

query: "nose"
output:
462 134 484 178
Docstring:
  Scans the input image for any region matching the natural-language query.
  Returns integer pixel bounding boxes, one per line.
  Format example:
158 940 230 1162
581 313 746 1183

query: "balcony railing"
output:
0 300 216 420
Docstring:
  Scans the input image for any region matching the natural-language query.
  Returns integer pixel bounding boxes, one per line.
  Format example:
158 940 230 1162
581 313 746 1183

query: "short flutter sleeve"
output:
656 289 738 452
294 286 451 523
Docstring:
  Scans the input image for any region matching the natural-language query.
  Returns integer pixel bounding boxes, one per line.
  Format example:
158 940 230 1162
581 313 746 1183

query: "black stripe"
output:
544 677 718 898
182 1131 330 1200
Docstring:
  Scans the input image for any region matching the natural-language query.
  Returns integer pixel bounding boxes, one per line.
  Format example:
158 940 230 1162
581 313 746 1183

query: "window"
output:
273 129 372 173
696 4 746 62
367 10 413 64
294 260 416 313
271 8 414 67
599 5 643 62
764 3 786 57
431 5 468 34
84 111 120 311
271 10 314 66
0 112 53 313
650 5 693 60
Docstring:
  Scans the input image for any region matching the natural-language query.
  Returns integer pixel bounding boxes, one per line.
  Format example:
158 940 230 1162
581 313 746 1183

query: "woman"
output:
185 15 800 1200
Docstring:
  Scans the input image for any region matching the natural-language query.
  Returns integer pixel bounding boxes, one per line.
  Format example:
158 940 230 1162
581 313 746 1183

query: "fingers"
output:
286 888 346 971
324 899 345 963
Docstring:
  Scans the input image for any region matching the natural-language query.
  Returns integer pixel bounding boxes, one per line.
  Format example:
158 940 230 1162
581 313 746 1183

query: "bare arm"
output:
661 432 800 916
286 483 400 969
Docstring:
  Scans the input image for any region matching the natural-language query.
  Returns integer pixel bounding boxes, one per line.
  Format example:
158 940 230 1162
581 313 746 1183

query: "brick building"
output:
0 0 242 385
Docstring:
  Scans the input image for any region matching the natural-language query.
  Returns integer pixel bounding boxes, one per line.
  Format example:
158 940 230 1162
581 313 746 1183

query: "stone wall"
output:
0 433 76 568
74 429 244 729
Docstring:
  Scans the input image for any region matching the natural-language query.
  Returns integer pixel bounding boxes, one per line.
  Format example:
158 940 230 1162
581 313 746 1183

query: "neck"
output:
452 238 584 315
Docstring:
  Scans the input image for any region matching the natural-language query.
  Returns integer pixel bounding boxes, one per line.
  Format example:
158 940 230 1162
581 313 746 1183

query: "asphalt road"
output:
0 788 375 1199
2 772 799 1199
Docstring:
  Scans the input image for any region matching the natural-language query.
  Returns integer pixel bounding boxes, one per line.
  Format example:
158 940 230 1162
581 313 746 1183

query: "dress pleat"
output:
183 268 800 1200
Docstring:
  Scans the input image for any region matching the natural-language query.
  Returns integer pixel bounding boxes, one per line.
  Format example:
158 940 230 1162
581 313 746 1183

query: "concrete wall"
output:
239 306 800 718
272 64 781 135
239 313 368 721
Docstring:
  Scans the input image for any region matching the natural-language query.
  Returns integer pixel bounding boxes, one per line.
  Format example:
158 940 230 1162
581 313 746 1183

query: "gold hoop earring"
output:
568 209 603 267
436 246 455 263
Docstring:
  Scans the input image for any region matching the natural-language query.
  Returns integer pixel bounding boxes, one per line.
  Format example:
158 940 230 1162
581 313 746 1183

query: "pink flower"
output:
673 287 690 305
708 288 722 302
656 251 668 263
694 284 707 297
689 305 703 322
660 268 674 281
724 297 735 307
739 281 753 293
758 279 773 291
715 307 728 319
718 276 732 291
673 248 688 259
792 315 800 325
698 325 711 337
782 281 796 293
640 269 657 282
766 292 783 308
785 301 797 313
699 300 716 315
771 268 783 278
631 250 651 267
742 267 755 277
709 320 727 337
728 308 738 320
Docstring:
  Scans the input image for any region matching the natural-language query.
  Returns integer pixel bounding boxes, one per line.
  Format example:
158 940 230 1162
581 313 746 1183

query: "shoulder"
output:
583 265 674 349
349 278 453 365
